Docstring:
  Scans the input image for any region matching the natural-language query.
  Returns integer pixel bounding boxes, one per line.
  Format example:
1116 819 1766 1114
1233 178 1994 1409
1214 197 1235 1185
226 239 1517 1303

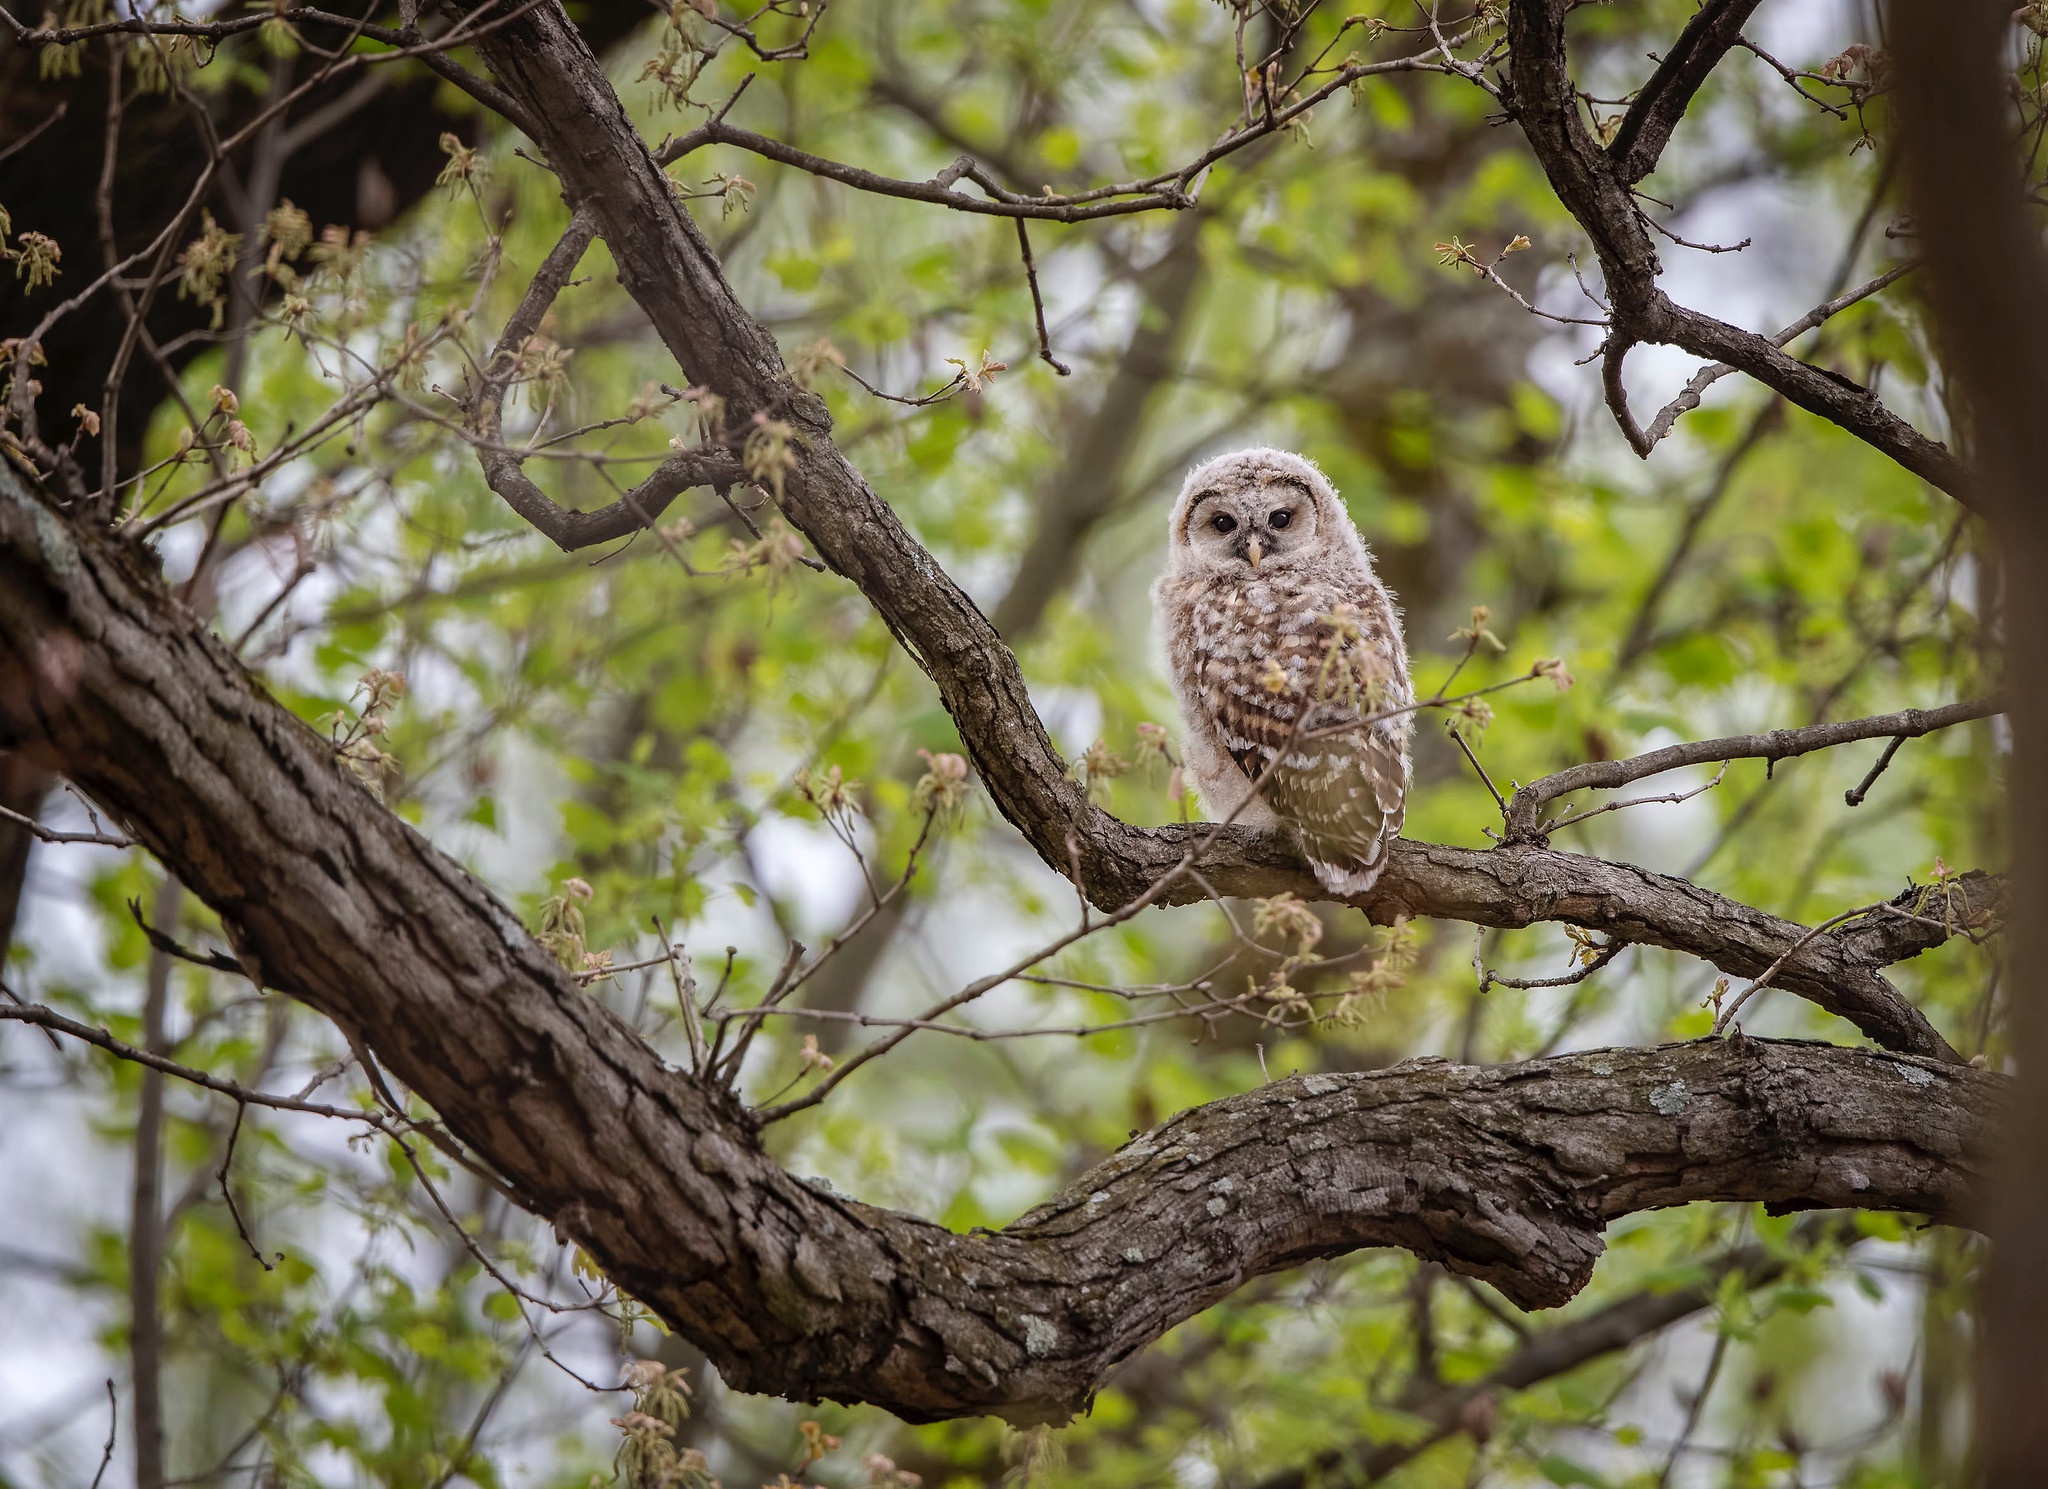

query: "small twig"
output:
653 916 708 1073
0 99 68 166
88 1381 117 1489
1474 929 1625 995
1542 760 1728 834
1733 37 1854 119
1844 735 1908 807
1640 211 1751 254
1449 728 1508 816
1712 900 1886 1035
0 800 132 847
836 361 970 408
1014 218 1072 375
719 941 807 1086
390 1136 617 1392
126 896 249 978
216 1102 278 1271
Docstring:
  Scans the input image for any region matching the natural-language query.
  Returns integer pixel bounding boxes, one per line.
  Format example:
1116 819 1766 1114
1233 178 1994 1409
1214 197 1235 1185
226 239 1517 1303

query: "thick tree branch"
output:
0 460 2001 1424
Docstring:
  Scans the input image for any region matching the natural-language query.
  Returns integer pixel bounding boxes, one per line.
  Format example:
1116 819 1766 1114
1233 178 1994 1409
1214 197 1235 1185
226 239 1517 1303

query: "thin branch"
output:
1845 734 1909 807
215 1103 278 1271
88 1381 117 1489
654 39 1479 222
1475 931 1625 994
0 99 68 167
1639 260 1921 449
1543 759 1728 834
0 799 131 846
1014 219 1072 375
0 999 444 1135
465 213 747 551
1504 695 2002 840
1712 899 1889 1035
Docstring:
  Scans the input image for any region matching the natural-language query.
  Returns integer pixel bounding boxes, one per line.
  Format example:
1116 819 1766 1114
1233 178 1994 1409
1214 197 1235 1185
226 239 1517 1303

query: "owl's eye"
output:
1210 513 1238 535
1268 509 1293 530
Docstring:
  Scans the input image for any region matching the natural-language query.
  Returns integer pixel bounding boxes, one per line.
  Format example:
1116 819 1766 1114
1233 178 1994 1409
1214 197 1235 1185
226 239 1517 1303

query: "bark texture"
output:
0 461 2006 1423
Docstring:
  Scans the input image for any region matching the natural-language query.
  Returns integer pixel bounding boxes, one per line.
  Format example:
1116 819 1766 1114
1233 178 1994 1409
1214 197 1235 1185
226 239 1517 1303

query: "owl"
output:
1153 447 1412 896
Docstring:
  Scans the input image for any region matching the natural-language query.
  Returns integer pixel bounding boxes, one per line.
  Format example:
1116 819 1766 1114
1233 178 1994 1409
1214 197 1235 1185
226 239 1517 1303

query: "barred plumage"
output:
1153 448 1412 896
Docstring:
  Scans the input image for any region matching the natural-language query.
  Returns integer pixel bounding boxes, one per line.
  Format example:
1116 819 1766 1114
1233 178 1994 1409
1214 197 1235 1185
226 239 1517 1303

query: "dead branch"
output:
1503 695 2002 841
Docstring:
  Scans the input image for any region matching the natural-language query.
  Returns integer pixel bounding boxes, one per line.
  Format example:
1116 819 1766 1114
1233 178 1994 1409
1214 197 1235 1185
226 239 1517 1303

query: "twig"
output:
653 916 708 1073
0 99 68 166
1449 728 1508 815
1844 735 1908 807
389 1136 617 1392
1542 759 1728 834
216 1102 278 1271
1014 219 1072 375
0 800 131 847
1474 932 1625 995
88 1381 117 1489
1711 900 1887 1035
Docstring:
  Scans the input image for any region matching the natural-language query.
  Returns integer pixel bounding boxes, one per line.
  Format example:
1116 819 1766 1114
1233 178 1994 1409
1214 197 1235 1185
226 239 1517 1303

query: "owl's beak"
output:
1245 534 1264 571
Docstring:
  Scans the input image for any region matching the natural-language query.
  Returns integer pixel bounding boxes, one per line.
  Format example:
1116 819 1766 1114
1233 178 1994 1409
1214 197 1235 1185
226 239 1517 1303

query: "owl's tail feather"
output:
1303 848 1389 899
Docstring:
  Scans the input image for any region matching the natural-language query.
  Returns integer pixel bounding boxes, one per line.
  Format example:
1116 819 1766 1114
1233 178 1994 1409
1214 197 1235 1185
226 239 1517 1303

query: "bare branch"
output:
1501 0 1970 504
1639 260 1921 451
1504 695 2003 841
467 214 746 551
654 40 1474 222
0 798 130 846
1606 0 1766 185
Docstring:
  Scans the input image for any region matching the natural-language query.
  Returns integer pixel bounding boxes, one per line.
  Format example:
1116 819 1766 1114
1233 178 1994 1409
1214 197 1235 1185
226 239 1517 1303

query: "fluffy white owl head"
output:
1163 447 1370 581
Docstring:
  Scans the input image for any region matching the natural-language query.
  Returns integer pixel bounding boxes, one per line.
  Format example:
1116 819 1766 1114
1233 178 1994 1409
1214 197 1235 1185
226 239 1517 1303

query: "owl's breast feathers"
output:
1181 577 1412 896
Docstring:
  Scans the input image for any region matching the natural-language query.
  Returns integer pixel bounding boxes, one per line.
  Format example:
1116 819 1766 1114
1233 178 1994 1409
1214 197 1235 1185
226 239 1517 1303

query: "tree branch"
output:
467 213 745 551
1605 0 1765 186
1501 0 1970 505
1503 695 2004 841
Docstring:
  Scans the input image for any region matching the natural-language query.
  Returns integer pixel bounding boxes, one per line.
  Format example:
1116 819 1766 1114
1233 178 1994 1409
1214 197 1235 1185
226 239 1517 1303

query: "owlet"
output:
1153 448 1412 896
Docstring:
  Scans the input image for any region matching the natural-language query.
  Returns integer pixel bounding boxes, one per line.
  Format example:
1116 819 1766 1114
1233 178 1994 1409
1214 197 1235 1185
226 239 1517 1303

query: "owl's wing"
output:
1261 726 1407 895
1202 612 1409 894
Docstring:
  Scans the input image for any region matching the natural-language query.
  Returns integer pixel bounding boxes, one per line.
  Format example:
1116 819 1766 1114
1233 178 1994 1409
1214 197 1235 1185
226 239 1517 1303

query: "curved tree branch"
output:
468 212 745 551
